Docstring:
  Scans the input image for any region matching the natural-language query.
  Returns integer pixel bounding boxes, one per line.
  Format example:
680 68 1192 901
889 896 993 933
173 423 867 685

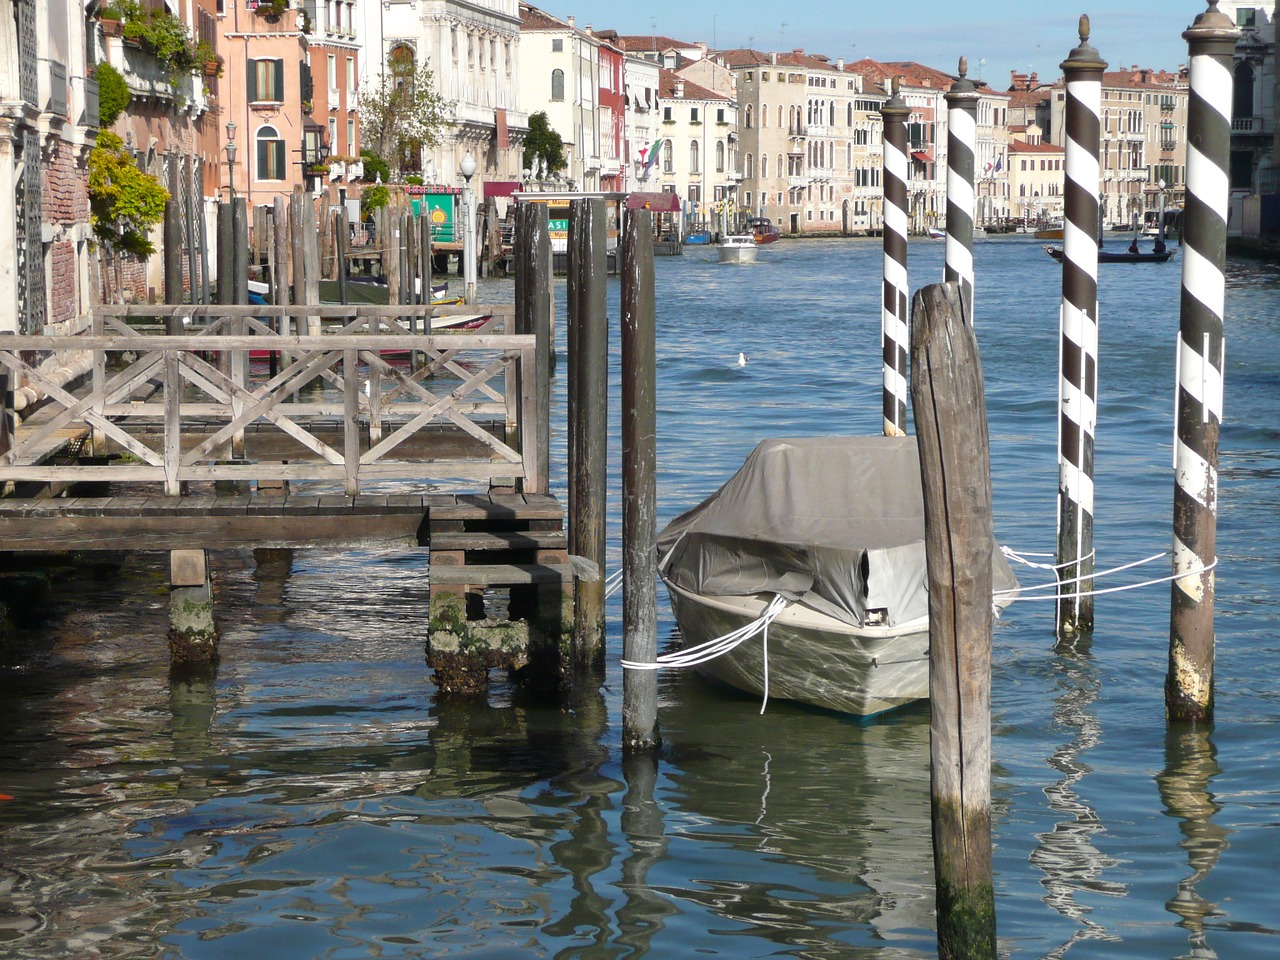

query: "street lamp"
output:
224 120 238 201
459 150 477 304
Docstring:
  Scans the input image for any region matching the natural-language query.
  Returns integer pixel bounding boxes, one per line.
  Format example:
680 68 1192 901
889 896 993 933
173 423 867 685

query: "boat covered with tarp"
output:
653 435 1019 715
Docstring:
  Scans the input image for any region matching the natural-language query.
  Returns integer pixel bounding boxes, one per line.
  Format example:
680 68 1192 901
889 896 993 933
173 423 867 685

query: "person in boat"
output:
1128 238 1140 255
1154 238 1167 254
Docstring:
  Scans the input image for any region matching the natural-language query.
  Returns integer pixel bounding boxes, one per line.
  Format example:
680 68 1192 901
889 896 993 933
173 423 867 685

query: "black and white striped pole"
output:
1168 2 1237 722
880 79 911 437
1055 16 1106 640
945 57 979 324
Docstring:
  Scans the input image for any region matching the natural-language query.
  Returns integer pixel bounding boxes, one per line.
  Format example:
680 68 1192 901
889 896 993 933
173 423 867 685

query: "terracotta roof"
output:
1006 87 1052 109
658 67 728 102
714 48 777 68
1009 139 1063 154
600 34 700 53
519 3 565 31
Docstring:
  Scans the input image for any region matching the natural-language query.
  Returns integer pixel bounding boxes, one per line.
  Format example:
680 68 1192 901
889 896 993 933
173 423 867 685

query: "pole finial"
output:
958 55 968 78
1078 13 1090 43
1061 12 1107 73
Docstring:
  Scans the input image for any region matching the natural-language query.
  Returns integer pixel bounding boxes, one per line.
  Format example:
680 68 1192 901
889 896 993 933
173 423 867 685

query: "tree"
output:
88 132 169 257
359 55 454 177
523 112 565 175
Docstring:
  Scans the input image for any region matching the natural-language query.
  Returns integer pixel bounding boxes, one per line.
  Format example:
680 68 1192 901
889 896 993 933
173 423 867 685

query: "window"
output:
551 68 565 101
745 104 753 128
662 105 672 122
1233 62 1255 118
745 153 754 178
552 38 563 52
716 140 725 172
327 54 337 88
690 140 699 173
347 118 356 154
716 107 725 124
346 57 355 88
663 140 673 173
1237 7 1256 27
690 107 700 123
248 58 285 102
761 154 768 178
761 103 767 127
256 125 286 180
328 117 338 153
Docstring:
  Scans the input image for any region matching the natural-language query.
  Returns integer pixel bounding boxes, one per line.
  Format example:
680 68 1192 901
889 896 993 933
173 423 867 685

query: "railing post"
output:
515 201 550 494
334 208 349 306
621 209 659 753
342 347 360 496
163 348 181 496
1168 2 1238 722
1056 16 1107 640
569 197 608 670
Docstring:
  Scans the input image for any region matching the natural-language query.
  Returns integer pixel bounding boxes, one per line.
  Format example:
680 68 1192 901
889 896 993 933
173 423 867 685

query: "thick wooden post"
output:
621 209 659 752
163 197 183 305
1168 2 1238 722
569 198 608 669
514 202 550 495
232 197 249 306
334 208 349 305
216 201 234 306
169 549 219 669
910 282 996 960
272 196 290 331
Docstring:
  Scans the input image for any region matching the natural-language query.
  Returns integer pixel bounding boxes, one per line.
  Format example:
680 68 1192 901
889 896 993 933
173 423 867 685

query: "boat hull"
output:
718 238 758 264
1044 245 1174 263
664 578 929 716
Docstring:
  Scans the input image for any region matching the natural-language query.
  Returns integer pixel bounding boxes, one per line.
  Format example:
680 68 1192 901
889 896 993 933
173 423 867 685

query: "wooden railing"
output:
0 303 546 496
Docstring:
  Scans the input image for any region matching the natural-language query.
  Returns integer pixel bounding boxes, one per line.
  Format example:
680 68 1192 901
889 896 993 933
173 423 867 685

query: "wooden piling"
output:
1168 3 1238 722
169 548 219 668
302 194 321 335
909 282 996 960
163 197 183 305
216 201 234 306
514 202 551 495
232 197 249 306
334 208 349 305
568 198 608 669
620 209 659 752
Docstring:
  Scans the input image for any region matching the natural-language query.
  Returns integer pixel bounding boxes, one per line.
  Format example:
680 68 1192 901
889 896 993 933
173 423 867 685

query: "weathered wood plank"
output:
428 531 568 551
427 563 571 586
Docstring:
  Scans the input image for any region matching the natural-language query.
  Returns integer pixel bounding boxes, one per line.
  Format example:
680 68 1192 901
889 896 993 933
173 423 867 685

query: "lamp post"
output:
224 120 237 201
459 150 477 304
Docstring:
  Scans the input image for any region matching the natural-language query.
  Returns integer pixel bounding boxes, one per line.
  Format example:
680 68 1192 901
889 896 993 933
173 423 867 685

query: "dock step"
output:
428 562 571 586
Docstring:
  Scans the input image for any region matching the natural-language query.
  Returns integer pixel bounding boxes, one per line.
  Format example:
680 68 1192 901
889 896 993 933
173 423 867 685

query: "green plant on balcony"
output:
116 0 204 85
253 0 290 20
94 62 131 127
194 40 223 78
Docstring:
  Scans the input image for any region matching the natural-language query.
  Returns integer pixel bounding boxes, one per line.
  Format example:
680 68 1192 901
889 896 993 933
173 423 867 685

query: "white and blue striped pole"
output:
1168 2 1238 721
945 57 979 324
1055 16 1106 640
880 80 911 437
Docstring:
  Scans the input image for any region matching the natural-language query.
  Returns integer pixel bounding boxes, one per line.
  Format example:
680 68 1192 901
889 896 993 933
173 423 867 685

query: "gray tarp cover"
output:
658 436 1019 627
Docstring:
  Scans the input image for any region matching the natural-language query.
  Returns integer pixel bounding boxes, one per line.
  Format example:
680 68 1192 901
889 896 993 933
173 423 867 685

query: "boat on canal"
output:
653 436 1019 716
1042 242 1174 264
749 217 780 244
718 234 759 264
1034 221 1065 240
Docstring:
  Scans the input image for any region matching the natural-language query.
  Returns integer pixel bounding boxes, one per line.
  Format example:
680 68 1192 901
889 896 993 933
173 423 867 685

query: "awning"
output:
483 180 522 198
626 191 681 212
911 151 932 163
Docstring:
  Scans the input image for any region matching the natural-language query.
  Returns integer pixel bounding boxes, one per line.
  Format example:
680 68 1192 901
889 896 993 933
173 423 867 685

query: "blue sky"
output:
554 1 1202 86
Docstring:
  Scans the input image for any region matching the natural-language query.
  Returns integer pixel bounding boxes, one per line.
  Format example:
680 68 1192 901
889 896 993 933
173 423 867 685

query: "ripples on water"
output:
1 239 1278 959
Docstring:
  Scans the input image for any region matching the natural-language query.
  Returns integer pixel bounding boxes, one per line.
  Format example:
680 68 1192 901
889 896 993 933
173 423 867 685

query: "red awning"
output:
911 151 932 163
626 191 680 212
483 180 522 198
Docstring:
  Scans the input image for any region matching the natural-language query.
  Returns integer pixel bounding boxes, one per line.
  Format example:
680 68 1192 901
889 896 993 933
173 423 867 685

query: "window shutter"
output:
275 59 286 101
274 140 286 179
247 58 258 101
258 139 269 179
300 61 313 102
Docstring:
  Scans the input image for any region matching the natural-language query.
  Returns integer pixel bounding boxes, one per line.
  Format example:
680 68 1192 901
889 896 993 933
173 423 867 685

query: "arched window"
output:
847 102 853 126
551 68 564 101
715 140 725 172
829 100 835 125
1233 62 1255 118
389 44 415 91
256 125 286 180
745 104 754 128
690 140 699 174
761 153 768 178
662 139 673 173
745 153 754 178
777 104 783 128
761 103 768 127
777 154 783 178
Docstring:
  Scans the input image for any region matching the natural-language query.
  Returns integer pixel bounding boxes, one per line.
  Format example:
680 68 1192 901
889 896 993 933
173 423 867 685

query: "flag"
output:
984 160 994 173
994 157 1003 173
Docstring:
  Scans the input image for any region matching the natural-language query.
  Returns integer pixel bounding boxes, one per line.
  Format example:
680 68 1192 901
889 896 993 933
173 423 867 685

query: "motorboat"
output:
650 436 1018 716
749 217 780 245
718 235 758 264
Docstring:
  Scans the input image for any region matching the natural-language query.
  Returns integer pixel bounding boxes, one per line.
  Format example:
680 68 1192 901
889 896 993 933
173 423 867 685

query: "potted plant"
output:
252 0 290 21
194 40 223 77
98 5 124 36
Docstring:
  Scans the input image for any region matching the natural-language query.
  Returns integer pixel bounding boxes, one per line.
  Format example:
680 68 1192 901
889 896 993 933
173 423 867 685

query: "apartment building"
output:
1047 66 1189 229
1218 1 1277 194
1008 126 1065 225
622 54 661 192
364 0 528 190
647 70 738 230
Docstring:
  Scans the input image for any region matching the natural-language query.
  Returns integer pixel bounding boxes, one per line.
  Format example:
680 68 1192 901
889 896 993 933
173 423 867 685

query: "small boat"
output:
749 217 780 244
1034 221 1064 240
927 226 945 240
652 436 1019 716
1042 244 1174 264
718 235 758 264
684 228 713 245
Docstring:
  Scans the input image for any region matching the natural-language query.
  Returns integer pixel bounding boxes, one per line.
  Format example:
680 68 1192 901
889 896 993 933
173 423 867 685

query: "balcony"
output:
787 175 808 188
1232 115 1262 134
788 125 806 138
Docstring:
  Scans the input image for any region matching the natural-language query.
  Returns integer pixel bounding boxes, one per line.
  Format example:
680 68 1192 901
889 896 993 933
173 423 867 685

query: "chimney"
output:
567 15 574 28
770 51 777 64
836 58 844 70
674 78 685 97
584 24 593 36
1030 71 1038 86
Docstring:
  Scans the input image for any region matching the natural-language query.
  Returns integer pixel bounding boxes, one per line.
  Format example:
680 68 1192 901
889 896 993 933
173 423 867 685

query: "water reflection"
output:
1032 642 1126 957
1156 724 1230 960
657 673 936 956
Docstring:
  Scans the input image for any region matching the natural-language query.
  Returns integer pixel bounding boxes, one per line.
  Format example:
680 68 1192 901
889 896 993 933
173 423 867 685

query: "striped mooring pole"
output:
880 79 911 437
945 57 979 324
1168 2 1238 722
1054 16 1106 641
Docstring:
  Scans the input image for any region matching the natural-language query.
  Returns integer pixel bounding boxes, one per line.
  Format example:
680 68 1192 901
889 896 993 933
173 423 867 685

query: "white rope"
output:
621 594 791 671
1000 558 1218 603
995 551 1167 597
603 568 623 598
1001 546 1096 572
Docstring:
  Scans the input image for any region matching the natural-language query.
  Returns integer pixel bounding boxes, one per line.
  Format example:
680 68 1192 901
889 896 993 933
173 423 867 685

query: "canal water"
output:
2 237 1278 959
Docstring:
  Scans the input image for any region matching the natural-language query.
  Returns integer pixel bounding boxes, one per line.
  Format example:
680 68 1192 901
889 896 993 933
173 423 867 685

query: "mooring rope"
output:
995 549 1218 603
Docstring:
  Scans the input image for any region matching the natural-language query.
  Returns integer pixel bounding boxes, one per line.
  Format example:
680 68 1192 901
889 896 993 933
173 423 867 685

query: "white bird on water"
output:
737 352 749 367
